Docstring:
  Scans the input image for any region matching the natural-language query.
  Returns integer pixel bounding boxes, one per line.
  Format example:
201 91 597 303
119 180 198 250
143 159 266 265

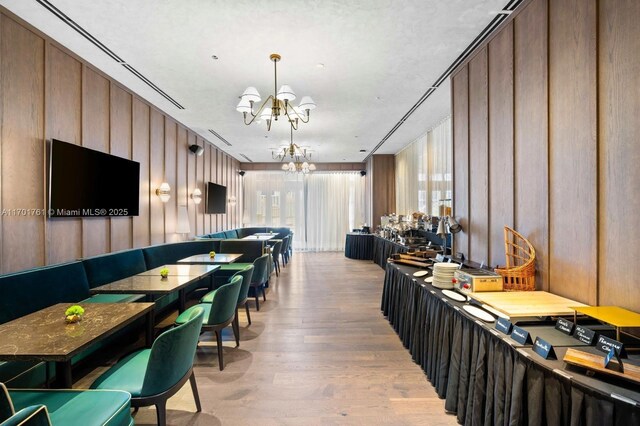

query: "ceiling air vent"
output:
207 129 233 146
36 0 185 109
239 154 253 162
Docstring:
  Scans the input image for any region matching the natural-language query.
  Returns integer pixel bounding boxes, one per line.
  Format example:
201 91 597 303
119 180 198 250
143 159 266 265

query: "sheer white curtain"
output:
243 171 365 251
306 172 365 251
242 172 305 248
394 116 452 217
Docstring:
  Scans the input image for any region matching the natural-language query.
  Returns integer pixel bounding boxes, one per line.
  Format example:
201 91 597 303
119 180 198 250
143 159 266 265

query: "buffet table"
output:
381 262 640 425
372 236 409 268
344 233 374 260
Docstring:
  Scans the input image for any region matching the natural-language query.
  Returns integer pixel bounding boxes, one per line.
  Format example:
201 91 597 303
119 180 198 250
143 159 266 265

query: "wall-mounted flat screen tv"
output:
48 139 140 217
205 182 227 214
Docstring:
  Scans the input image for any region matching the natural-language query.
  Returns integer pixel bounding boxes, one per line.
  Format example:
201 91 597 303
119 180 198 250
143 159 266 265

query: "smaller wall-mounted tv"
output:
205 182 227 214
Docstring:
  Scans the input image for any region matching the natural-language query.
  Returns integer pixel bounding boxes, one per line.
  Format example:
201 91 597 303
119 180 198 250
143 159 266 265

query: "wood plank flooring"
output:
77 252 457 425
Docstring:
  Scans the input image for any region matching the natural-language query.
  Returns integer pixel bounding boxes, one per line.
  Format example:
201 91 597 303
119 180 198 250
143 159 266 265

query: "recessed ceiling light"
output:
376 96 382 100
355 136 358 138
211 55 219 60
359 149 366 153
316 63 325 68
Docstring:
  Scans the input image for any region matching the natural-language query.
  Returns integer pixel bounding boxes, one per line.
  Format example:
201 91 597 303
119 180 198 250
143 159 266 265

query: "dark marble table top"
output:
0 302 153 361
137 264 220 277
90 274 203 295
177 253 243 264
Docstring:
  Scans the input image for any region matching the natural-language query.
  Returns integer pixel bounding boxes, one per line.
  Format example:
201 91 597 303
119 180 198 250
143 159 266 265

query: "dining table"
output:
0 302 154 388
90 267 219 313
241 234 276 241
177 253 243 265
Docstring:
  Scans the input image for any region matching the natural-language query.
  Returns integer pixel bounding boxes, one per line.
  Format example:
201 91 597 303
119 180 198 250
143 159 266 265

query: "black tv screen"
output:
48 139 140 217
205 182 227 214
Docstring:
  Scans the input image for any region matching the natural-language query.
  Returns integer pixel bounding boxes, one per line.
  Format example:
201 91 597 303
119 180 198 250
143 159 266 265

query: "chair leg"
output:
254 293 260 311
189 371 202 412
262 285 267 302
232 308 240 347
215 330 224 371
274 261 279 277
156 401 167 426
245 302 252 325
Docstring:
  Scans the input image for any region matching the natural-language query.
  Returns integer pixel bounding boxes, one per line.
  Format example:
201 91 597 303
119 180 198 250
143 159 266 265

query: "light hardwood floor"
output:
77 252 457 425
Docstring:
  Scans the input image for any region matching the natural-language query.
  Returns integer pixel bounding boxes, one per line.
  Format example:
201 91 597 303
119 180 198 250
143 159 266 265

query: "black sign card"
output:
510 325 533 345
495 317 513 335
532 336 557 360
604 347 624 372
596 335 627 358
573 325 596 345
555 318 575 335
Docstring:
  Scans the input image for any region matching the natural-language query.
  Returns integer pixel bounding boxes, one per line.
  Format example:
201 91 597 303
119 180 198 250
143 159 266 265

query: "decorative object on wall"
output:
236 53 316 131
238 170 246 177
188 144 204 156
447 216 462 233
273 126 316 174
228 195 237 207
176 206 190 234
190 188 202 204
156 182 171 203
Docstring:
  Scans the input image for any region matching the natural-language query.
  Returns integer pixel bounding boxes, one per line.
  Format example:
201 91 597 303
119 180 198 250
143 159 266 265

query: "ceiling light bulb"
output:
309 164 316 171
281 163 289 171
241 86 261 103
276 85 296 101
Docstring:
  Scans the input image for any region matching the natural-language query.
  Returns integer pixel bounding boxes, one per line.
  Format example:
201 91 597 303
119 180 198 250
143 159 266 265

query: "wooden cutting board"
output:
467 291 588 318
563 348 640 385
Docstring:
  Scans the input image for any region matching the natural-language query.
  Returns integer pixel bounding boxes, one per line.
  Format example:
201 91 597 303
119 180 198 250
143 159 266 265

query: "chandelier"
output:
236 53 316 131
272 127 316 174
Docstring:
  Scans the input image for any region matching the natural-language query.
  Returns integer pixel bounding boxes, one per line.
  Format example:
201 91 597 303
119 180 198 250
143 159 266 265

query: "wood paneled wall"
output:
370 155 396 229
0 13 241 274
451 0 640 312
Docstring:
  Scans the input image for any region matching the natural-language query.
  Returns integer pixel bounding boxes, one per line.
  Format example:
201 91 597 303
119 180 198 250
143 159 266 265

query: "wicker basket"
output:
494 226 536 291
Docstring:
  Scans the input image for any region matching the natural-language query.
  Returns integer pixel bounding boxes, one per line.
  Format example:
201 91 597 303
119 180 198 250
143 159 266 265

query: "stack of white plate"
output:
431 262 459 289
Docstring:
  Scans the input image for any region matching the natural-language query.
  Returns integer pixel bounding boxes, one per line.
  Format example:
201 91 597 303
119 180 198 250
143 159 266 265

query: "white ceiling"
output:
0 0 508 162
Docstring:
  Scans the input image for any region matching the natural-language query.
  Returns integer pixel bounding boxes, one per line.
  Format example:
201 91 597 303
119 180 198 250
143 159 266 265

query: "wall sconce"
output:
228 195 237 207
156 182 171 203
191 188 202 204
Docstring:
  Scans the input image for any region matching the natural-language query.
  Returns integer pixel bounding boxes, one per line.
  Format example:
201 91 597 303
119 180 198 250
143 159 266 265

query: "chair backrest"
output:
1 405 50 426
206 276 242 325
0 383 15 422
281 235 290 253
141 307 205 396
251 254 270 286
231 265 254 305
271 240 283 258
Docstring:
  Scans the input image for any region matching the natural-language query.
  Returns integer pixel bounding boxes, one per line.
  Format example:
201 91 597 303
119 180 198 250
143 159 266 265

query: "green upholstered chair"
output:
200 265 254 346
91 307 205 426
2 383 133 426
175 276 242 371
280 235 290 266
247 254 270 311
270 240 283 277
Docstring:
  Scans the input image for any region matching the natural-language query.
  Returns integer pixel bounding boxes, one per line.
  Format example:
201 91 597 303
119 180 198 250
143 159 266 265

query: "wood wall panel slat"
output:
132 98 150 247
45 44 82 264
203 144 211 234
81 66 110 257
468 49 489 264
186 132 196 238
164 119 177 242
197 138 205 235
452 68 469 257
488 23 514 268
371 155 395 229
1 17 45 272
598 0 640 311
176 126 187 238
109 83 132 252
513 0 548 289
149 109 164 244
549 0 597 304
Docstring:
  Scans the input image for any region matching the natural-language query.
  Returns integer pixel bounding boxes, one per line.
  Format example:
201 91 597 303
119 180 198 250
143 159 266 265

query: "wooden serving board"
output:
389 258 430 268
563 348 640 385
467 291 588 318
399 254 434 262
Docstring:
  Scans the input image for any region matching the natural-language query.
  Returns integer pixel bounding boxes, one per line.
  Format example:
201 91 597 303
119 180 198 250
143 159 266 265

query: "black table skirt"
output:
381 262 640 426
372 236 409 268
344 233 374 260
